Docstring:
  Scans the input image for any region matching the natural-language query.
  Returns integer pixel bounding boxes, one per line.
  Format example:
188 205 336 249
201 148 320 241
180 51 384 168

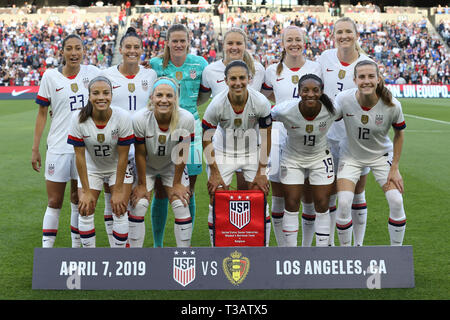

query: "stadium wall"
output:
2 85 449 100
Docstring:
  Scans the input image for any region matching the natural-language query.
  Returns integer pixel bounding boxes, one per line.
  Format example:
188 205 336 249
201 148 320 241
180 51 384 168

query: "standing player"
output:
317 17 374 246
271 74 338 247
101 27 157 247
334 60 406 246
198 27 266 193
131 77 195 248
202 60 272 247
262 25 322 247
198 27 265 101
67 76 135 248
32 34 100 248
149 24 208 247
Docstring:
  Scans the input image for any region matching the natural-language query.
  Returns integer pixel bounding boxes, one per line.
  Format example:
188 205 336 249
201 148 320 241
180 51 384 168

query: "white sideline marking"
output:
404 114 450 125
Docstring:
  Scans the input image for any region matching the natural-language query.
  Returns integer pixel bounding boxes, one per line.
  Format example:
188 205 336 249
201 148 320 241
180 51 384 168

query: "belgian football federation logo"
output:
173 250 196 287
229 197 250 230
223 250 250 286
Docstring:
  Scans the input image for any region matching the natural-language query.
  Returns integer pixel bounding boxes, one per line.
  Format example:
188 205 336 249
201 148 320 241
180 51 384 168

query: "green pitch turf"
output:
0 98 449 300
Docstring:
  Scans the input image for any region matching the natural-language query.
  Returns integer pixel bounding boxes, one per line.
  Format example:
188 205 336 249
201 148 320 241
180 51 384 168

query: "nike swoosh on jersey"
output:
346 113 355 116
113 85 121 89
216 79 225 83
56 87 64 92
146 135 154 138
276 78 284 81
12 89 31 96
83 135 90 138
326 69 334 72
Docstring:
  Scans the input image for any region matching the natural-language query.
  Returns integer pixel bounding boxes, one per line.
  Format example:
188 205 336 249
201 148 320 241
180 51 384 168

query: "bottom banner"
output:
32 246 414 290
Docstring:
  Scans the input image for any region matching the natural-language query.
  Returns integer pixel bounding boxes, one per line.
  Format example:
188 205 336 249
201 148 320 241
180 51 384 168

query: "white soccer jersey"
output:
334 88 406 161
133 108 195 171
100 65 157 113
202 87 272 157
263 60 323 102
317 49 373 141
271 99 341 166
67 107 135 174
200 59 265 98
36 65 101 154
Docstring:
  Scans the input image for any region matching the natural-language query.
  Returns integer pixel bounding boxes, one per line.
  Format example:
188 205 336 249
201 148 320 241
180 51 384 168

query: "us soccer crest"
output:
375 114 384 125
71 83 78 93
223 250 250 286
338 70 346 79
189 69 197 80
128 83 135 93
47 163 55 176
229 197 251 229
305 124 314 133
97 133 105 143
361 115 369 125
142 80 148 91
173 251 196 287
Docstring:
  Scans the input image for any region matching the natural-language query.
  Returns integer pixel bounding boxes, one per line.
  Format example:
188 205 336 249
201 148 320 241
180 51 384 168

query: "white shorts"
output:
78 168 134 191
268 122 287 183
329 138 370 177
208 150 259 186
337 152 394 187
45 152 77 182
146 166 190 192
280 153 335 186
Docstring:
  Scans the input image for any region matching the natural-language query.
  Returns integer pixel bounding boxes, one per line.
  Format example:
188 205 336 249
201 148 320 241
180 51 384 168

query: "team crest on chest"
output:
97 133 105 143
142 80 148 91
305 124 314 133
234 118 242 127
175 71 183 81
361 115 369 125
71 83 78 93
158 134 167 144
375 114 384 125
319 121 327 131
83 77 89 88
128 83 135 93
291 75 299 84
189 69 197 80
338 70 346 79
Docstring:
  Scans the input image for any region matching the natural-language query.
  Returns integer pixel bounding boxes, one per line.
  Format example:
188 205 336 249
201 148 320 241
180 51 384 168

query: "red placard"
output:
213 190 266 247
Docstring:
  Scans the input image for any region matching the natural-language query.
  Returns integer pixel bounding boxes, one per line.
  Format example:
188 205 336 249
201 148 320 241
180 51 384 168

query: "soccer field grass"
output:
0 98 449 300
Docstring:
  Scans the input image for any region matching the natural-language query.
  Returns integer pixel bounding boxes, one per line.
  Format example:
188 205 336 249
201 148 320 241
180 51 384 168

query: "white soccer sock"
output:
336 191 354 246
385 189 406 246
271 196 285 247
104 192 114 247
265 203 271 247
42 207 60 248
328 194 337 246
172 199 192 248
79 214 96 248
283 209 299 247
315 210 330 247
301 202 316 247
352 191 367 246
208 204 214 247
128 198 148 248
112 212 129 248
70 203 81 248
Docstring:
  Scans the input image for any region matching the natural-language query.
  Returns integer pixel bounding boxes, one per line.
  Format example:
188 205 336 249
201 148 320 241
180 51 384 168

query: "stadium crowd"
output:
0 4 448 85
0 15 119 86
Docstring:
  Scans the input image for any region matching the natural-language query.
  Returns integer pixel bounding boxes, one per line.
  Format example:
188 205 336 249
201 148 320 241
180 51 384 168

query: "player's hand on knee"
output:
131 184 147 207
78 190 96 216
169 183 190 207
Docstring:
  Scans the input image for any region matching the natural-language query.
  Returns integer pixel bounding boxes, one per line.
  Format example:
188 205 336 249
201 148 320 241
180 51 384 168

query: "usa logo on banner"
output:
214 190 266 247
229 199 251 229
173 253 196 287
